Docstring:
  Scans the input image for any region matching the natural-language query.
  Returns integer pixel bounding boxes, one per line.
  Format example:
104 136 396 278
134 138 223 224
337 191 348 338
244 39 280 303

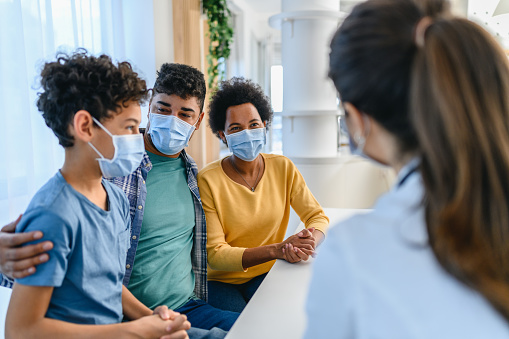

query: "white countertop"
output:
225 208 368 339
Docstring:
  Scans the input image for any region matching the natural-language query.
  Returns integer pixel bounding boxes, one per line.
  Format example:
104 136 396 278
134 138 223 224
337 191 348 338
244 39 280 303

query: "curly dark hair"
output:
37 49 148 148
208 77 273 138
153 63 206 111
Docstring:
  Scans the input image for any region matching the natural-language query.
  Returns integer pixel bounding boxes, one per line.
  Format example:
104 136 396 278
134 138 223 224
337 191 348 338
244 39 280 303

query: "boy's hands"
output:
153 305 180 321
153 305 190 339
0 215 53 279
130 314 190 339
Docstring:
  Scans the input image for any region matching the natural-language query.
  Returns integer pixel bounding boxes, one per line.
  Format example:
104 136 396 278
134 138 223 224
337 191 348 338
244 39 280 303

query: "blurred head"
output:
329 0 450 165
37 49 148 148
331 0 509 321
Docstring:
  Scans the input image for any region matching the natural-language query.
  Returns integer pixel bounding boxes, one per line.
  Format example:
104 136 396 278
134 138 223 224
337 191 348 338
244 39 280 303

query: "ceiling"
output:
238 0 361 15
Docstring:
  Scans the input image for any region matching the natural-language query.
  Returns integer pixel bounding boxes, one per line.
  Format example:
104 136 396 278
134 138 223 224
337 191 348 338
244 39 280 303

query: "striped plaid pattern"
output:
109 150 208 302
0 150 208 300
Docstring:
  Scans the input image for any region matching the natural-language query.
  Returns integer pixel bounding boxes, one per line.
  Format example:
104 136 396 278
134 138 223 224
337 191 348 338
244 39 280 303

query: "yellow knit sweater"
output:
197 153 329 284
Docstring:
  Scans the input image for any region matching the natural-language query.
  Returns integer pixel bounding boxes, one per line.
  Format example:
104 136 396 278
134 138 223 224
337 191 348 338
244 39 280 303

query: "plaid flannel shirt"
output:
1 150 208 302
108 149 207 301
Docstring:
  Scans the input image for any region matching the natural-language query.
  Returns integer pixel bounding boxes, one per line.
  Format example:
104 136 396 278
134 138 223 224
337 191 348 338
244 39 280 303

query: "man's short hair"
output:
153 63 207 111
37 49 149 148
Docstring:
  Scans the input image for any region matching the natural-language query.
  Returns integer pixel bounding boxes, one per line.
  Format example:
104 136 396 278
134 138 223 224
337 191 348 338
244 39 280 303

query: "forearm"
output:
6 317 139 339
312 229 325 246
241 244 282 270
122 285 152 320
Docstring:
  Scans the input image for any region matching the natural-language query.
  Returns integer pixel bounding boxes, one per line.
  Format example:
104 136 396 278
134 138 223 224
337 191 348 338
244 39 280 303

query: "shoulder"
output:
263 153 297 170
262 153 291 163
198 158 223 180
326 175 426 254
182 150 197 169
16 207 74 238
26 173 66 210
23 173 78 225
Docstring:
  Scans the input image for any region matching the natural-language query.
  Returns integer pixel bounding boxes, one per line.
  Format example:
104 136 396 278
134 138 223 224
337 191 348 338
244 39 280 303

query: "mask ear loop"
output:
89 117 117 162
353 115 371 153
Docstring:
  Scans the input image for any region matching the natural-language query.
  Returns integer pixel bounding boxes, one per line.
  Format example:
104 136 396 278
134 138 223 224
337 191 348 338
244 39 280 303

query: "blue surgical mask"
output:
88 117 145 178
147 113 196 155
225 127 266 162
341 115 368 157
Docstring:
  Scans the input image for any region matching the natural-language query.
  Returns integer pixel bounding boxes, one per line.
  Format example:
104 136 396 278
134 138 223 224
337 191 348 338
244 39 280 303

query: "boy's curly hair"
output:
153 63 206 111
37 49 149 147
208 77 273 138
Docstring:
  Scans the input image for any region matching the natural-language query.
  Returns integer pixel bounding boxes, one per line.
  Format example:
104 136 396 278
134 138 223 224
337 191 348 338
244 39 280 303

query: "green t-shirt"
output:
128 151 196 310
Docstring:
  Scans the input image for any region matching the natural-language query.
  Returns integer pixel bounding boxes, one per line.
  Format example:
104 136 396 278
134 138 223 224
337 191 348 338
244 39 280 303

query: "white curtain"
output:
0 0 157 225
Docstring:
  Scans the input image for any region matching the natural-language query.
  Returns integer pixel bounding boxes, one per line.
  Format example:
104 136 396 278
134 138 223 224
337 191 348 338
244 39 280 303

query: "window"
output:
0 0 156 224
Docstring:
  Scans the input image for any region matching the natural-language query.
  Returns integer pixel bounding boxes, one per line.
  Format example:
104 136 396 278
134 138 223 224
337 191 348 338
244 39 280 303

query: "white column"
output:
270 0 343 158
269 1 397 211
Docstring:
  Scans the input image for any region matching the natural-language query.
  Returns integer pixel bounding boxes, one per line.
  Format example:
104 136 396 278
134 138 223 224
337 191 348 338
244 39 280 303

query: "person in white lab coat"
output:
305 0 509 338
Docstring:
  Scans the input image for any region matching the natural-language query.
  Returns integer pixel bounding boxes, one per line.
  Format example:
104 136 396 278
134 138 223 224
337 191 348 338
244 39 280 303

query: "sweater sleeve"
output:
197 172 247 272
289 161 329 235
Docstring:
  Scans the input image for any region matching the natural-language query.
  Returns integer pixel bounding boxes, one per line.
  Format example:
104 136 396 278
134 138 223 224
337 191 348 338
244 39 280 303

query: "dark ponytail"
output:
330 0 509 323
412 17 509 321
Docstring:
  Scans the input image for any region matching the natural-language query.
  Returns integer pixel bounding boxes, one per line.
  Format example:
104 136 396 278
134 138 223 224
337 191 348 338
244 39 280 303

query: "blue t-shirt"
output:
15 171 131 325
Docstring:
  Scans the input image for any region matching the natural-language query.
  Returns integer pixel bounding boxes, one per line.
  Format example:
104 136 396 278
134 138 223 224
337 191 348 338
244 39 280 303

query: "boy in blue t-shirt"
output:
5 51 190 338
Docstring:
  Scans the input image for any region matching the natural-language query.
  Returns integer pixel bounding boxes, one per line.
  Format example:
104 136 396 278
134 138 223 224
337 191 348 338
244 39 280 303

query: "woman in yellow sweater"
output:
197 77 329 313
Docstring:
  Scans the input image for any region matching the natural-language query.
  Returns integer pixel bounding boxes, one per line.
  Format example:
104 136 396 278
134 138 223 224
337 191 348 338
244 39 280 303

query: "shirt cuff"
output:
0 273 14 288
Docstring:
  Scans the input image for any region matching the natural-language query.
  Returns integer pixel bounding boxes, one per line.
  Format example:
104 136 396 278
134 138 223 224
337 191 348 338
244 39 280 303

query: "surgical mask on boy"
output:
225 127 266 162
88 117 145 178
147 113 197 155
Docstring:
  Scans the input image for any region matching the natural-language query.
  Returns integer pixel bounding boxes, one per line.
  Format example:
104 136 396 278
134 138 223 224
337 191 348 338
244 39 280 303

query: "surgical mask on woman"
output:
341 115 369 157
88 117 145 178
225 127 266 162
147 113 196 155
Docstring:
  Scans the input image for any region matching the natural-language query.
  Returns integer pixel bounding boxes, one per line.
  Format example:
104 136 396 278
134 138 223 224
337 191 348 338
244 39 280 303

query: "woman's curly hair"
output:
208 77 273 138
153 63 206 111
37 49 148 147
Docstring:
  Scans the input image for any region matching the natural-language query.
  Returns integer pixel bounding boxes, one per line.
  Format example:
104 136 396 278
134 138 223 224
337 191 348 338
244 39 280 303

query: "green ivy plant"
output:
203 0 234 91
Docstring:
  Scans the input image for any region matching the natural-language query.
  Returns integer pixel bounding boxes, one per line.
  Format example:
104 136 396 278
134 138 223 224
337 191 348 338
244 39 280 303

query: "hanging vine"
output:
202 0 234 91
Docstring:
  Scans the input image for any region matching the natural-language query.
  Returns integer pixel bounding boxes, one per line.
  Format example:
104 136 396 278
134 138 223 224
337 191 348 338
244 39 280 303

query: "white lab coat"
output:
304 160 509 339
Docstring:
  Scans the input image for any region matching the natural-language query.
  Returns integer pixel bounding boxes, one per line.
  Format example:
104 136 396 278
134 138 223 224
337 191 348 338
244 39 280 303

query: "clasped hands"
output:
279 227 317 263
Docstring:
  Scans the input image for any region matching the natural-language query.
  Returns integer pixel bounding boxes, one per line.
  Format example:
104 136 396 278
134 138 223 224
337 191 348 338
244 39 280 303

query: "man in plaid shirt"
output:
0 63 238 338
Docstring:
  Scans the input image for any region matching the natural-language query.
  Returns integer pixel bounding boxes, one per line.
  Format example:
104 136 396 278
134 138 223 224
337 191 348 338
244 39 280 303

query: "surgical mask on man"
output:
225 127 266 162
147 113 196 155
88 117 145 178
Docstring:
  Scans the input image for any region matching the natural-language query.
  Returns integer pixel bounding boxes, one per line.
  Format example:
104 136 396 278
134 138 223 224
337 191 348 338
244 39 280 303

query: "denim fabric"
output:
207 273 267 313
175 298 239 331
187 327 228 339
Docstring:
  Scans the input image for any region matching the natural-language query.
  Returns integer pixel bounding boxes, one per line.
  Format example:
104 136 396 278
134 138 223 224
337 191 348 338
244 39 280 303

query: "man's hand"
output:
0 215 53 279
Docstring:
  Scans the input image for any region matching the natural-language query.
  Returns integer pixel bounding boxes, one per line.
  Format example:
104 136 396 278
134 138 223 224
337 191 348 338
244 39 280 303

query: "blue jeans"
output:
187 327 228 339
207 273 267 313
175 298 239 331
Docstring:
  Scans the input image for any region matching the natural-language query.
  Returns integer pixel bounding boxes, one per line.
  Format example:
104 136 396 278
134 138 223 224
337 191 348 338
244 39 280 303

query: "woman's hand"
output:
279 228 317 262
